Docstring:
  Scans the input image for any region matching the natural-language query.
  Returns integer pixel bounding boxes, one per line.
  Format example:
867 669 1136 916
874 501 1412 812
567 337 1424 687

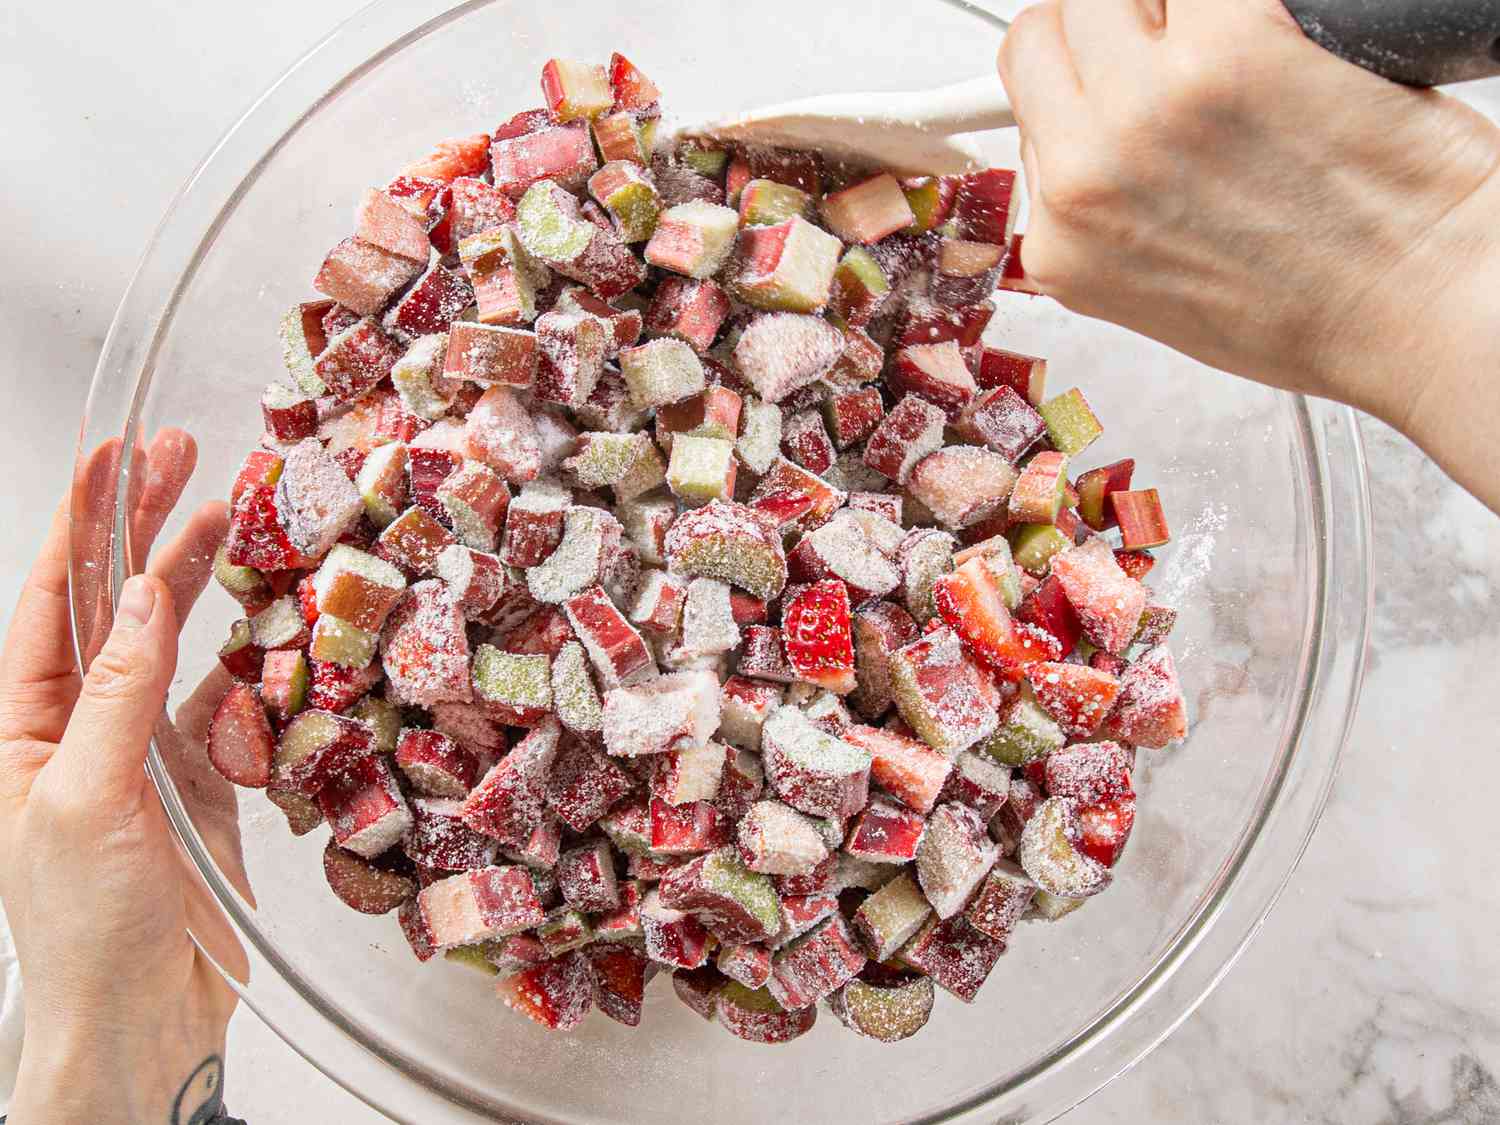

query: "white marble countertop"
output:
3 3 1498 1121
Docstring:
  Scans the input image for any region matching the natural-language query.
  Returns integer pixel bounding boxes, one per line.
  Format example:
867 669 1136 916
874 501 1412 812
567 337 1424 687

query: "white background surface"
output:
3 2 1500 1122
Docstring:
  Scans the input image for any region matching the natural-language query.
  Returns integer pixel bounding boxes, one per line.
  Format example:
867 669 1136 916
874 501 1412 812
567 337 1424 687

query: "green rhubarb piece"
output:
719 980 785 1013
565 432 665 500
516 180 593 264
309 614 378 669
444 944 502 975
981 689 1066 766
619 337 707 410
551 641 604 734
963 537 1022 611
678 139 729 178
739 178 813 227
349 695 402 755
667 434 736 504
699 848 783 940
1030 888 1088 921
832 246 889 301
536 908 595 956
212 543 269 605
472 645 552 713
853 871 933 960
601 802 651 856
249 596 305 650
390 333 453 421
902 177 950 233
1010 523 1072 575
1038 388 1103 456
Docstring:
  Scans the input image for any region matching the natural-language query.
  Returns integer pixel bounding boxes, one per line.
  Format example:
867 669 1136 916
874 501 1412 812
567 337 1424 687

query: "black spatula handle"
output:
1282 0 1500 86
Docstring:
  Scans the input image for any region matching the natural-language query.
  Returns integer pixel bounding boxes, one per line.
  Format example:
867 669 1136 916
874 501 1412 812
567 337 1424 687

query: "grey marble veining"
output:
3 3 1499 1122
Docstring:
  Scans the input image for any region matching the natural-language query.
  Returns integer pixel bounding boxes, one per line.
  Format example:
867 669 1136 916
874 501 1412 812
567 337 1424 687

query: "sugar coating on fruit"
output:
664 500 788 600
380 580 473 706
761 705 871 820
736 800 829 876
526 506 619 604
733 313 845 404
619 337 706 409
680 577 740 657
1018 796 1111 899
602 669 721 758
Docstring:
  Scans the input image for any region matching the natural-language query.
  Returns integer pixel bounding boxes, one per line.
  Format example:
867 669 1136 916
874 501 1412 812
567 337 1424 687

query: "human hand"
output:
0 433 245 1125
997 0 1500 507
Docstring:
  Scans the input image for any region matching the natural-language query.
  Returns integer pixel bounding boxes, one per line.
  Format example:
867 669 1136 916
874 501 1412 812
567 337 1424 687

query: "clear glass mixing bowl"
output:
70 1 1372 1120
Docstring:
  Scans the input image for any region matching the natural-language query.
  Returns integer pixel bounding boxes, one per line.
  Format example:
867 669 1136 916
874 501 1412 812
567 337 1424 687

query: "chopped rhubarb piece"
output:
563 584 655 688
1018 796 1111 899
516 179 645 298
312 317 404 406
435 462 510 552
852 870 933 960
822 173 916 244
1050 537 1149 654
954 168 1019 245
822 387 884 450
900 913 1005 1002
738 178 813 227
535 906 595 957
260 649 308 722
353 442 410 530
1038 387 1103 456
888 340 977 422
717 981 817 1043
762 705 871 820
828 246 891 327
380 579 473 706
498 950 594 1030
444 322 538 388
430 700 508 755
464 385 542 483
217 620 264 682
554 286 642 356
492 121 598 198
898 298 995 349
732 216 842 313
732 312 844 404
354 186 431 264
767 913 866 1010
1102 643 1188 748
273 709 376 796
403 797 497 871
498 478 567 568
656 383 743 445
787 513 900 604
660 847 783 943
889 627 1000 755
618 336 706 409
500 604 577 659
848 602 920 721
628 569 687 637
645 275 731 355
267 784 324 837
654 738 729 805
976 348 1048 414
322 839 415 915
667 434 737 505
540 58 612 122
587 942 650 1027
863 394 947 485
602 669 720 758
471 645 552 726
964 859 1037 944
212 543 272 611
664 499 788 600
1043 741 1133 809
311 544 406 632
782 580 857 695
318 755 413 859
406 446 460 525
313 237 423 317
553 839 621 914
1111 488 1171 549
544 735 631 831
908 446 1017 531
981 687 1066 767
279 300 335 395
779 410 834 475
717 942 774 990
845 798 927 864
673 965 727 1020
648 795 728 857
460 720 561 846
305 658 381 714
737 800 829 876
534 311 606 410
376 505 457 576
718 677 783 755
594 879 646 940
916 802 999 917
394 729 479 798
1075 459 1137 531
642 199 739 278
249 594 310 652
444 176 517 245
677 577 740 658
607 51 660 111
956 386 1046 464
734 397 784 476
207 682 275 788
261 383 317 442
587 160 662 243
592 110 648 164
640 888 713 969
941 748 1012 819
748 456 847 530
831 971 935 1043
1008 450 1069 525
902 175 960 232
931 238 1005 306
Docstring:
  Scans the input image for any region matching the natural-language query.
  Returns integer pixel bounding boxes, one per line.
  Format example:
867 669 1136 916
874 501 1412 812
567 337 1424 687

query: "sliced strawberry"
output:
782 578 856 694
608 52 661 111
1041 740 1133 806
402 133 492 183
307 659 381 714
297 574 320 628
1089 650 1129 677
933 556 1060 681
498 952 594 1031
1103 644 1188 749
1076 794 1136 867
1113 548 1155 581
207 682 275 788
230 450 283 508
225 486 305 572
1015 574 1083 656
1025 661 1122 737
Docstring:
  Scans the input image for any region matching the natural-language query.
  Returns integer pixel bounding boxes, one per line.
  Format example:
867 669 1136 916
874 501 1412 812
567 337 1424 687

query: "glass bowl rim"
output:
72 1 1373 1119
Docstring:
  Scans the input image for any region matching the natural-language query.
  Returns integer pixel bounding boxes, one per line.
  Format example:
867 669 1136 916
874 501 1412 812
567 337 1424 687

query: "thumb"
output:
56 574 180 799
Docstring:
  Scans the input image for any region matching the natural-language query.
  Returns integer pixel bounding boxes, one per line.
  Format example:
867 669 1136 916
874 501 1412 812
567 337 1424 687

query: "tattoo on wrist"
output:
171 1054 225 1125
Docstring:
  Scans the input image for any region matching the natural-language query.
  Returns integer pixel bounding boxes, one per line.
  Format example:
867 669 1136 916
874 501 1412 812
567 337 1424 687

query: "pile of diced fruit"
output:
206 52 1187 1045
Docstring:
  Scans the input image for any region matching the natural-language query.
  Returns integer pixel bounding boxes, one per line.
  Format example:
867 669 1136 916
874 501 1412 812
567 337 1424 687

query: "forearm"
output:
1321 167 1500 513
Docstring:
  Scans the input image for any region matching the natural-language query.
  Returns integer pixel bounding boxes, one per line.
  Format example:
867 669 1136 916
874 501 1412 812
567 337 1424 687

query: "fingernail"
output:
117 575 156 629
